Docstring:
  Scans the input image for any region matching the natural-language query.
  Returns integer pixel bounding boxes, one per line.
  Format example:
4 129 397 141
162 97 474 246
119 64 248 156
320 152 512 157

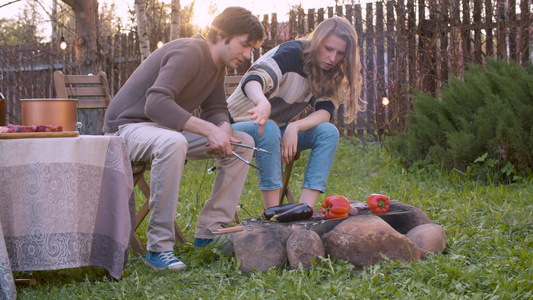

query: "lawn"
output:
14 138 533 299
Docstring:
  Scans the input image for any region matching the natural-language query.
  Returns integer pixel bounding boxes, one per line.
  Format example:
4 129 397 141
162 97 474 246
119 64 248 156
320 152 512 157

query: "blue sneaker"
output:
194 238 213 247
145 251 186 271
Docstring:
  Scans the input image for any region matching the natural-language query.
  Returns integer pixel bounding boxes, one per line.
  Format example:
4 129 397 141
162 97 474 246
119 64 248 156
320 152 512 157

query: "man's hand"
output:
205 121 242 156
182 117 237 156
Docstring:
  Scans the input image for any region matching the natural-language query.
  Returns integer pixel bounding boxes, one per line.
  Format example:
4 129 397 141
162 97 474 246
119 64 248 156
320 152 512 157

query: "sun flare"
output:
191 0 215 29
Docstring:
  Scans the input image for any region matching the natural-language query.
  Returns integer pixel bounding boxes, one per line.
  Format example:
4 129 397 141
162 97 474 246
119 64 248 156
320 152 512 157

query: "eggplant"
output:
262 203 298 220
272 203 313 223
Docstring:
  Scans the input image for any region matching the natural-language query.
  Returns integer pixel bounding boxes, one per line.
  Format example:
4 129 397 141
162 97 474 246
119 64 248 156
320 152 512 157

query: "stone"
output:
358 202 433 234
286 229 325 269
405 223 447 254
212 232 235 255
322 215 423 268
233 226 287 273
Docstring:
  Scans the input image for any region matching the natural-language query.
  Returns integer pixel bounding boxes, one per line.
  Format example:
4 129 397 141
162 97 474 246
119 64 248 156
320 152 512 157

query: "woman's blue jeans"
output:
231 120 339 193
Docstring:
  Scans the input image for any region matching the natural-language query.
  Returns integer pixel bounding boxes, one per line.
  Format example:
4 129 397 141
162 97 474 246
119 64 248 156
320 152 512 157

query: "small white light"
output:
382 96 390 106
157 40 164 48
59 37 67 50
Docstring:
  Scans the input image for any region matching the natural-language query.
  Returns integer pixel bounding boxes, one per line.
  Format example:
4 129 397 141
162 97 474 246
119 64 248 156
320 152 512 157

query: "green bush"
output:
386 59 533 182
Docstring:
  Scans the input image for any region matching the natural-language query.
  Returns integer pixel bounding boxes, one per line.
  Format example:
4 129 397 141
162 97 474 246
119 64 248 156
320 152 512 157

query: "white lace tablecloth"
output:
0 135 134 300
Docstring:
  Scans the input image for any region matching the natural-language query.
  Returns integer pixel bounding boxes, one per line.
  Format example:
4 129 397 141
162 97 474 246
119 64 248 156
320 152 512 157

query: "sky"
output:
1 0 344 27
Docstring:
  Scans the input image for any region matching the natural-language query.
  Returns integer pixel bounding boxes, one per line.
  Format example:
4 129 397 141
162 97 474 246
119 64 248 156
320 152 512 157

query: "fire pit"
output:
221 202 446 273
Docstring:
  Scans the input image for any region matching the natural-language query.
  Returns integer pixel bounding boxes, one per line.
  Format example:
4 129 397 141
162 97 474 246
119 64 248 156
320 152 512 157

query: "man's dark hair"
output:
207 7 264 46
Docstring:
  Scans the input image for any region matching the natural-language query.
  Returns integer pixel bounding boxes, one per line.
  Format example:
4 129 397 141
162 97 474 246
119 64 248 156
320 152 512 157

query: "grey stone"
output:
358 202 433 234
322 215 423 268
405 223 447 254
286 229 325 269
233 226 287 273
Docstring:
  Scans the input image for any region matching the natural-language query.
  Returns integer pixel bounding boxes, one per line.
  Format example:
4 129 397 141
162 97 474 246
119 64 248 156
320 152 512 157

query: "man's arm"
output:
182 117 238 156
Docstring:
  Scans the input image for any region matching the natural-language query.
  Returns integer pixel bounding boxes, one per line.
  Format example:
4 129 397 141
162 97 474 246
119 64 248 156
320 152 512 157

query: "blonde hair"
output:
302 17 363 123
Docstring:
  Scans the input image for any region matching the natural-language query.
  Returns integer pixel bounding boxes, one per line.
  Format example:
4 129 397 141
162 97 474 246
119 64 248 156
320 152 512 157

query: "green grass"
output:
14 138 533 299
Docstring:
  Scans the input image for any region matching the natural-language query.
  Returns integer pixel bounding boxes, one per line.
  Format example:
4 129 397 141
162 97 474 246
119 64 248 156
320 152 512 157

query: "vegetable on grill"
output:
262 203 298 220
366 194 390 214
321 195 350 219
271 203 313 222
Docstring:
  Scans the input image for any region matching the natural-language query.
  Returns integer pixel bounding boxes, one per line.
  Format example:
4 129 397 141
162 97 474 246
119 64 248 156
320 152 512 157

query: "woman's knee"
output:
262 120 281 139
316 122 339 141
233 131 254 147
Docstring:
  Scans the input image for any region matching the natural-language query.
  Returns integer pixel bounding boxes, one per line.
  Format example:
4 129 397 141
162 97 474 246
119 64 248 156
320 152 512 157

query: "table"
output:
0 135 134 300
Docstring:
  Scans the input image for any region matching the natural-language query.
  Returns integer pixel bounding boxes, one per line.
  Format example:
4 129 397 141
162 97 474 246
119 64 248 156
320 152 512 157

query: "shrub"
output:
386 59 533 182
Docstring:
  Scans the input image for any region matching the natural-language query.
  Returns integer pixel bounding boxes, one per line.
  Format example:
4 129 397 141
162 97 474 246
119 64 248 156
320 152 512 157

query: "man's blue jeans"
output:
231 120 339 193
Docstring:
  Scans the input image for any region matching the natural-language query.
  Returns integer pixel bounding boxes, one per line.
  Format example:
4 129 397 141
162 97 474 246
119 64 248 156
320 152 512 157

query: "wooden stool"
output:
279 152 300 204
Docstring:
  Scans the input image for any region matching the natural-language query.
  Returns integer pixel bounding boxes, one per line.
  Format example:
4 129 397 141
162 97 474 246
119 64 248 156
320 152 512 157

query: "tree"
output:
169 0 180 40
0 0 45 45
60 0 101 75
135 0 151 61
99 1 123 39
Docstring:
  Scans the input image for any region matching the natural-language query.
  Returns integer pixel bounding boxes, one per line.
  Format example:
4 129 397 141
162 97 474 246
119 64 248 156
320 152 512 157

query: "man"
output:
103 7 264 271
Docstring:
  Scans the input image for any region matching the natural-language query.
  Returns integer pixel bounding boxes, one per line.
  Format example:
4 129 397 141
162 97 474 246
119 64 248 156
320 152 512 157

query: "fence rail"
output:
1 0 531 137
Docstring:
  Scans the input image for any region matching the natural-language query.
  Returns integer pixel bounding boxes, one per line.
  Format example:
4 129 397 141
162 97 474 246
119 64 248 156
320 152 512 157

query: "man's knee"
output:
155 131 188 159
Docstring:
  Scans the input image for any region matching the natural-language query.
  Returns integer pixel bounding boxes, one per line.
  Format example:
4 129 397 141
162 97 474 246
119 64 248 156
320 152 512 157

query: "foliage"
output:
386 59 533 183
13 139 533 299
0 0 45 45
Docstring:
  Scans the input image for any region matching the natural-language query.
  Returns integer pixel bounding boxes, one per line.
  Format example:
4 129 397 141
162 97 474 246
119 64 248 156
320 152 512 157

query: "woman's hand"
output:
244 80 272 137
248 100 271 137
281 123 299 164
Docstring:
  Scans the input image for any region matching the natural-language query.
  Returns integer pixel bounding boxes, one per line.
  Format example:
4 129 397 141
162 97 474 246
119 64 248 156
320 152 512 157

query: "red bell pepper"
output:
321 195 350 219
366 194 390 214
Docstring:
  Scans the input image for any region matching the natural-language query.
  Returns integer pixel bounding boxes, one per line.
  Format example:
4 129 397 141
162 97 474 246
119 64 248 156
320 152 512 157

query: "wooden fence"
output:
1 0 531 137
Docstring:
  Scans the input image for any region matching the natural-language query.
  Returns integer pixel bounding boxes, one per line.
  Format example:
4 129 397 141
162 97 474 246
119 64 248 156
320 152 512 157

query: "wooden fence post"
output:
509 0 517 62
375 1 387 136
317 8 324 24
271 13 278 45
519 0 530 65
497 0 507 59
485 0 494 58
308 9 315 31
289 10 297 40
365 2 377 139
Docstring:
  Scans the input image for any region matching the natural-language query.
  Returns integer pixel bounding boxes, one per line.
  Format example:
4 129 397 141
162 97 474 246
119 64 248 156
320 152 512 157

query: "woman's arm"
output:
243 80 271 137
281 109 331 164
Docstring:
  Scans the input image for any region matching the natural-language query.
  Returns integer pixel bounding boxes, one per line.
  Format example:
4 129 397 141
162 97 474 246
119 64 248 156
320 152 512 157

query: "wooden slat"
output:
62 75 104 84
225 75 243 85
77 100 109 109
64 86 108 97
224 75 243 97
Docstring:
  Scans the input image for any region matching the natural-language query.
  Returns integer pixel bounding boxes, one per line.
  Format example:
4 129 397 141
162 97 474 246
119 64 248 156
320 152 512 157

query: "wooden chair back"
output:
224 75 243 98
53 70 112 109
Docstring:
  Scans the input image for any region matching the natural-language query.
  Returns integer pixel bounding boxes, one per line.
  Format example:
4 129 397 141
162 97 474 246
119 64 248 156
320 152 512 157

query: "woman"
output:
228 16 363 209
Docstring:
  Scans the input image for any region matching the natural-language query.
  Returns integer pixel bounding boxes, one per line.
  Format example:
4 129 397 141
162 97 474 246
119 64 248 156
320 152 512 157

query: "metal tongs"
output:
230 142 271 171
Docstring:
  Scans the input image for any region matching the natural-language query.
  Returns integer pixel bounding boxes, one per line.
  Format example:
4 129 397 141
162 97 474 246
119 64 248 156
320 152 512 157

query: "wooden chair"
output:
224 74 299 206
54 70 185 257
53 71 111 109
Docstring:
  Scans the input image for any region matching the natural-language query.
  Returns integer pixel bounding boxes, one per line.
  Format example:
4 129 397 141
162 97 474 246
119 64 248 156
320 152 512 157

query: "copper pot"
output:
21 98 78 131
